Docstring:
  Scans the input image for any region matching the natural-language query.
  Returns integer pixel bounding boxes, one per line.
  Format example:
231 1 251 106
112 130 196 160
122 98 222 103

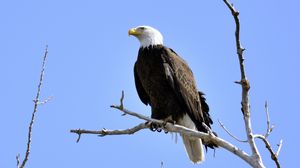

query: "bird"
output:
128 25 216 163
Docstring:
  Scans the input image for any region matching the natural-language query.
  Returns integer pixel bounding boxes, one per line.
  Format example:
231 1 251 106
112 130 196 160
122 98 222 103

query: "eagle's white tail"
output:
178 114 204 163
182 135 204 163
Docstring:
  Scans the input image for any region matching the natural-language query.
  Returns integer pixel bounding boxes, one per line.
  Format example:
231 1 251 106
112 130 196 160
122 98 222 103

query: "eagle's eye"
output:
139 27 145 30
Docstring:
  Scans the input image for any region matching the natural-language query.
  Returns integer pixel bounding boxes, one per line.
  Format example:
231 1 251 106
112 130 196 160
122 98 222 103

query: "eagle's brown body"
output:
130 26 216 163
134 45 212 134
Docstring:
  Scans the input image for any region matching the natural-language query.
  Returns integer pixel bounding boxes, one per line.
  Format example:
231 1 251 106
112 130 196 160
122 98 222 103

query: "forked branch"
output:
71 91 259 167
254 135 282 168
223 1 262 166
223 0 281 167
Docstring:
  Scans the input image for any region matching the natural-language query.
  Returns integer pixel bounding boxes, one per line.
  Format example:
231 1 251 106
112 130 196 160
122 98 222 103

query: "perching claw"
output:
150 122 158 132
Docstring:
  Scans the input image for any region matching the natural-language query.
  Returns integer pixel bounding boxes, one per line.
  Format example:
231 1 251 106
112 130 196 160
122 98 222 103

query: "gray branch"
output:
71 92 256 167
254 135 282 168
17 46 49 168
223 0 281 168
276 139 283 157
70 123 149 142
218 119 247 143
222 2 263 165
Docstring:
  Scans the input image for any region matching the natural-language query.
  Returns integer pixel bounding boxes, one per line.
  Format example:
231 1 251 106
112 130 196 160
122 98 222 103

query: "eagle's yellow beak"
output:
128 28 141 36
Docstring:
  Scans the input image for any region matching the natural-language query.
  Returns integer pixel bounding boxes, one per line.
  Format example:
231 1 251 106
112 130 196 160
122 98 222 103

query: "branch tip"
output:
37 96 53 105
110 91 125 110
218 119 247 142
120 90 125 110
264 100 275 138
16 154 20 168
255 134 281 168
234 81 242 85
76 132 82 143
276 139 283 157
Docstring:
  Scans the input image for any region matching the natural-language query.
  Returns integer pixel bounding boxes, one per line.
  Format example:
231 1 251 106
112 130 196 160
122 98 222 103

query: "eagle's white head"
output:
128 25 163 48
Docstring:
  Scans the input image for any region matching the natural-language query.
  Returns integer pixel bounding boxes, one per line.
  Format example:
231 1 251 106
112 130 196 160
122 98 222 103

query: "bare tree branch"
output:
71 92 258 167
36 96 53 105
254 135 281 168
223 1 282 167
16 154 20 168
264 101 274 138
223 1 246 80
17 46 49 168
218 119 247 143
264 101 271 136
276 139 283 157
70 122 149 142
223 1 265 167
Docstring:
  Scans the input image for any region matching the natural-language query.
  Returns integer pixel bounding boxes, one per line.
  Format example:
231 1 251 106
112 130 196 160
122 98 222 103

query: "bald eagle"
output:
129 26 215 163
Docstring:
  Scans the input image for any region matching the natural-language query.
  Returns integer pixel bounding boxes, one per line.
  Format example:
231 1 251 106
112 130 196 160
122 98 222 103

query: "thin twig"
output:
75 131 82 143
70 122 149 141
16 154 20 168
276 139 283 157
18 46 49 168
264 101 274 138
254 135 281 168
36 96 53 105
218 119 247 142
120 90 124 110
265 101 270 134
223 0 246 80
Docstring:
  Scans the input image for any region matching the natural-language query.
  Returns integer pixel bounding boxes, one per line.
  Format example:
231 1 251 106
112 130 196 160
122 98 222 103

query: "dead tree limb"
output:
254 135 282 168
71 92 258 167
223 0 281 167
71 123 149 143
17 46 50 168
222 1 264 167
218 119 247 143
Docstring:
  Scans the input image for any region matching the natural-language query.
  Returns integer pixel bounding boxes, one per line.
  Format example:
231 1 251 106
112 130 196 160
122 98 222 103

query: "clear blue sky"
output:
1 0 299 167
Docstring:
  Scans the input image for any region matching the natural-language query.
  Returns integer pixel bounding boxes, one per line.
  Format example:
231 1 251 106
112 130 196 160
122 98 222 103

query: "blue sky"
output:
1 0 299 167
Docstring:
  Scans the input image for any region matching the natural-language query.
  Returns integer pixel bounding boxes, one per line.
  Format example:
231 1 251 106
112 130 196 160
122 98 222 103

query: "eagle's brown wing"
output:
161 47 207 131
134 62 150 105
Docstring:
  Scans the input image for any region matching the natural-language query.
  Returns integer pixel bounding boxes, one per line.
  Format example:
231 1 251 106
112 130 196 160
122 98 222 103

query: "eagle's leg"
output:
162 119 176 134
